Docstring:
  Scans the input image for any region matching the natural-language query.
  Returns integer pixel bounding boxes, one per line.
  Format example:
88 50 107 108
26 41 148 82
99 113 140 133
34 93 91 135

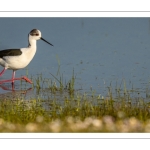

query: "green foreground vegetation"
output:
0 78 150 132
0 71 150 132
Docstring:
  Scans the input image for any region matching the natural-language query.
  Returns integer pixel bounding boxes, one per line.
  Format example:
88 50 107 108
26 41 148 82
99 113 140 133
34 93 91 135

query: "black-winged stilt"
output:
0 29 53 85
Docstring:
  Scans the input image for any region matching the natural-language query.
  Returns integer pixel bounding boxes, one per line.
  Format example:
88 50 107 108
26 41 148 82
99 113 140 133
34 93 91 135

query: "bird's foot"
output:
21 76 32 84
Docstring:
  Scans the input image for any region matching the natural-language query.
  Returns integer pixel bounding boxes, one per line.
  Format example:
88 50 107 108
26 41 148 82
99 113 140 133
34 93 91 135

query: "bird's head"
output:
28 29 53 46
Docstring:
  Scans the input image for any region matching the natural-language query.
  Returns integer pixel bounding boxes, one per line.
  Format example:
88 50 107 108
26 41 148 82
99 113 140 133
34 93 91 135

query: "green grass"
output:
0 65 150 132
0 81 150 132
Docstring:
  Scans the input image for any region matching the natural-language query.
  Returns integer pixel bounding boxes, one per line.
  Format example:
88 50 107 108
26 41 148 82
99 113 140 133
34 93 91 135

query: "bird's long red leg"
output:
0 76 32 84
0 70 32 84
13 76 32 84
12 70 15 83
0 68 6 76
0 69 15 84
0 68 7 84
13 70 32 83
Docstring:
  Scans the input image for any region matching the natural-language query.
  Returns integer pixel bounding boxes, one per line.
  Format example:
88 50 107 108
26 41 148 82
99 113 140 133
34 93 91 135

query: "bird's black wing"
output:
0 49 22 58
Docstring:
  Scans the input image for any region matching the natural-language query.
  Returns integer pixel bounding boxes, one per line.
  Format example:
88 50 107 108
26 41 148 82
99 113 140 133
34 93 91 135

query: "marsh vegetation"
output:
0 69 150 133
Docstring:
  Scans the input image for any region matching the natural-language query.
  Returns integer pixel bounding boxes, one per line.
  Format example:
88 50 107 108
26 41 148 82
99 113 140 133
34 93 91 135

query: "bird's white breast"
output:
0 47 37 70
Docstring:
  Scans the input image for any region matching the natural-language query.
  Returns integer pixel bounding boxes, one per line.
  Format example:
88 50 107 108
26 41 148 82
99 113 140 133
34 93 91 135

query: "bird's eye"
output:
35 34 39 36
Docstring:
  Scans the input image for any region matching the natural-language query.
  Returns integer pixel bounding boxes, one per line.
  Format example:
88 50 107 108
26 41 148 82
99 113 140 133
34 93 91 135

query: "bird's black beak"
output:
41 37 53 46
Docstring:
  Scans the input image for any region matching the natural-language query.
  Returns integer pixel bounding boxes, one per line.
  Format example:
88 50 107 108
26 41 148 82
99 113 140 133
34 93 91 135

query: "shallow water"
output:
0 18 150 99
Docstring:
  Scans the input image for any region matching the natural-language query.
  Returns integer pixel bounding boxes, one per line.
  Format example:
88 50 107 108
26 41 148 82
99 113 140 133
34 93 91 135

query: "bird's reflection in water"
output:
0 83 33 100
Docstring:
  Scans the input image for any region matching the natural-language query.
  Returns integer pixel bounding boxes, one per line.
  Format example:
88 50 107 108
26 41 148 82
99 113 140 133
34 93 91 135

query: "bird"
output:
0 29 53 85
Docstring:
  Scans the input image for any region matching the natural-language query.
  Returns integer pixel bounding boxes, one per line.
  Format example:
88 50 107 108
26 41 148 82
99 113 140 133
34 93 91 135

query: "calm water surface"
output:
0 18 150 99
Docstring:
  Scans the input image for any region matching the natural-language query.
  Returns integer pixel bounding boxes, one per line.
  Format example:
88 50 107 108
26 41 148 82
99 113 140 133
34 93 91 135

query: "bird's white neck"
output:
28 40 37 48
28 36 37 48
